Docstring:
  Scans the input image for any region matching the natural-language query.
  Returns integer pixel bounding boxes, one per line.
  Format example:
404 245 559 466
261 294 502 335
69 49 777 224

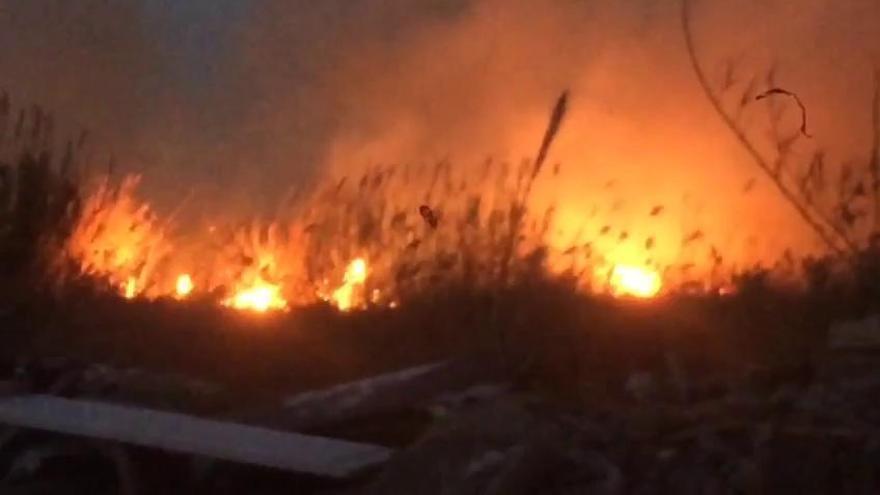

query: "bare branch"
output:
681 0 852 254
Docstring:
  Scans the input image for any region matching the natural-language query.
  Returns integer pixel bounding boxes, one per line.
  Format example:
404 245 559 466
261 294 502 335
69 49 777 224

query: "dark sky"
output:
141 0 252 88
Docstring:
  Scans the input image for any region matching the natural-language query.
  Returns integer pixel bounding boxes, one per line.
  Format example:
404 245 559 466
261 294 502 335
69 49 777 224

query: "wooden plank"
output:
0 394 392 478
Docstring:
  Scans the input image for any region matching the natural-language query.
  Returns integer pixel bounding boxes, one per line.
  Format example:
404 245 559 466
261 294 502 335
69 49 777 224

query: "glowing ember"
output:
609 265 661 298
224 280 287 312
718 285 736 297
175 274 194 299
331 258 368 311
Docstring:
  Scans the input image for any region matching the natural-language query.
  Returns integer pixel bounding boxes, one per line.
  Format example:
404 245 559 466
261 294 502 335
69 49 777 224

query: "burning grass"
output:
0 88 875 316
52 160 678 313
61 175 171 299
50 160 869 315
0 89 876 311
11 92 650 311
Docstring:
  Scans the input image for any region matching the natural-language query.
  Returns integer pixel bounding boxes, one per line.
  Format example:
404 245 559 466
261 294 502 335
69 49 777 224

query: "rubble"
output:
275 358 502 430
2 322 880 494
828 314 880 350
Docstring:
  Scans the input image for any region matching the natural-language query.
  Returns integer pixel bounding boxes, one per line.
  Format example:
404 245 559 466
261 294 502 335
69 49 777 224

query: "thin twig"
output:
870 68 880 232
755 87 812 137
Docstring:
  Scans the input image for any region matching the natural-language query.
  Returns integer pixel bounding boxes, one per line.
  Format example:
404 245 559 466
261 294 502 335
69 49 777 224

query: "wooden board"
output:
0 394 392 478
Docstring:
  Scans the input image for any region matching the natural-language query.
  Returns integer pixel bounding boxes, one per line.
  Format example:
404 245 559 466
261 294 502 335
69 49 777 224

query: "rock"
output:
625 371 657 403
362 398 618 495
431 383 512 411
828 314 880 350
820 315 880 395
664 352 689 403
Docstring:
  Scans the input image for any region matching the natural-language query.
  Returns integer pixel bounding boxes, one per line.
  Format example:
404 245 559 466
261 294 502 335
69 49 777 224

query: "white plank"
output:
0 395 392 478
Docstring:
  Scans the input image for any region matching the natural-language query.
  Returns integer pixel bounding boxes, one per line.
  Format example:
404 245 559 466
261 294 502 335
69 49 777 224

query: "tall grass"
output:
681 0 880 309
0 92 83 285
205 156 564 307
0 84 875 320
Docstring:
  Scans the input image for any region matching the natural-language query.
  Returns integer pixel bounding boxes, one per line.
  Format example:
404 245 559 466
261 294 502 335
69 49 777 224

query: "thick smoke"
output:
1 0 878 265
236 0 880 266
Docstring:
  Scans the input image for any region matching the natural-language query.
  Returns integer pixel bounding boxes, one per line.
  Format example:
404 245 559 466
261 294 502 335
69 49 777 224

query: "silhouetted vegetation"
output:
0 93 83 286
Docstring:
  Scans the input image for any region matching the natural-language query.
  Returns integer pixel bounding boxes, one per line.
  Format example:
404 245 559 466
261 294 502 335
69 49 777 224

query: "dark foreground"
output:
0 282 879 494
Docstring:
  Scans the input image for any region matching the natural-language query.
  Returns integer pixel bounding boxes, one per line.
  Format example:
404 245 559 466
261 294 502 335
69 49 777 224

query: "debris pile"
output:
1 315 880 494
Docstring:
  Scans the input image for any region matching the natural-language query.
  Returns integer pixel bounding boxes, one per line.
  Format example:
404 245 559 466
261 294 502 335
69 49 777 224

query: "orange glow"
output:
609 265 661 298
331 258 368 311
175 274 194 299
224 279 287 312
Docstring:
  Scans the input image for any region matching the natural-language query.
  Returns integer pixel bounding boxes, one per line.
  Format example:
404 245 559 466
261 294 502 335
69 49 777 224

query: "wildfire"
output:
609 264 662 298
61 173 706 314
175 274 194 299
330 258 368 311
224 279 287 313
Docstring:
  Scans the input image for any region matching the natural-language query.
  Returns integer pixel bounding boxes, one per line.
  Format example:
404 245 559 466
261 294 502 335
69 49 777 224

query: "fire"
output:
331 258 368 311
175 274 194 299
59 172 733 313
609 264 662 298
123 277 137 299
224 279 287 312
62 176 170 300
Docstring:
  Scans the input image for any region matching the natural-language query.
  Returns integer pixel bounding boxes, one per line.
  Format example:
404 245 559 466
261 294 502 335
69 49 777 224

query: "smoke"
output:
236 0 880 266
1 0 878 266
0 1 167 151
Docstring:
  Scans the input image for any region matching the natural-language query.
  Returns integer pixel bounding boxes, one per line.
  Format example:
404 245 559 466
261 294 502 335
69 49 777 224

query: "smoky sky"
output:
1 0 878 259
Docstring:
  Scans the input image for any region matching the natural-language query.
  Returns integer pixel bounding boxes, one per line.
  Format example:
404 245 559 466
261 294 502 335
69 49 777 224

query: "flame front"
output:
609 265 662 298
224 279 287 312
58 170 735 314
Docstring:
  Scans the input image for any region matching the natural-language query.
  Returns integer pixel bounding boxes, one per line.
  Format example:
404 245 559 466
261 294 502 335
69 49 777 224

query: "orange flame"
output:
609 265 662 298
331 258 368 311
224 278 287 312
175 274 194 299
123 277 137 299
63 176 170 300
58 171 732 312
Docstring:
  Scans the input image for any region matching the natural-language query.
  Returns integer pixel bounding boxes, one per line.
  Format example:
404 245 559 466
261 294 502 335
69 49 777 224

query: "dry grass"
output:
682 0 880 257
0 93 83 288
